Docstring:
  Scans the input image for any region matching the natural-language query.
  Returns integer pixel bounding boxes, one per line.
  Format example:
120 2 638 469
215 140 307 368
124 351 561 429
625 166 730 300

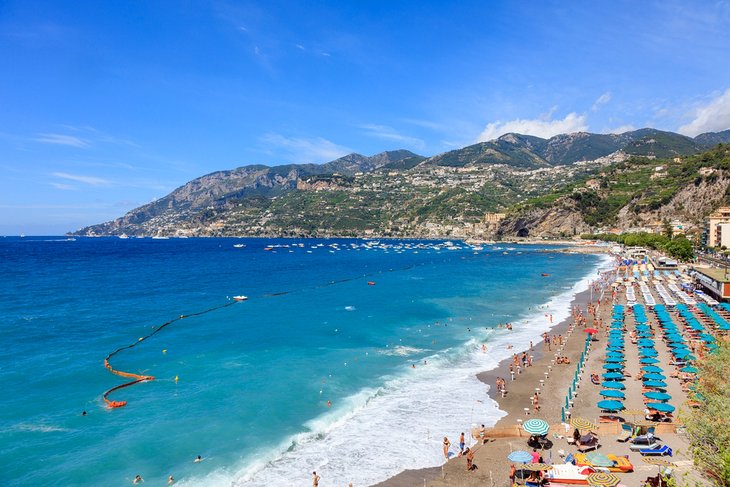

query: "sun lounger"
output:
617 424 633 442
640 445 673 456
573 453 634 472
577 439 599 453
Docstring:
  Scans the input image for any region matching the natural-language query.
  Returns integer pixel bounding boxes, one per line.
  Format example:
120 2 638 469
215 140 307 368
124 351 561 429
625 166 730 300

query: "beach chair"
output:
617 423 633 442
640 445 673 457
577 437 599 453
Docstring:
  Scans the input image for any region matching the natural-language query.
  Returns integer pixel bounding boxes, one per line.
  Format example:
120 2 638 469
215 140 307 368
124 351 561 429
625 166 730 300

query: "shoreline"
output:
375 255 608 487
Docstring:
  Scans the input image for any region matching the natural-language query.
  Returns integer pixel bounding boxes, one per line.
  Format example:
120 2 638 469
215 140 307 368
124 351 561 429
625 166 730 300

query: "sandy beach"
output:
377 253 709 487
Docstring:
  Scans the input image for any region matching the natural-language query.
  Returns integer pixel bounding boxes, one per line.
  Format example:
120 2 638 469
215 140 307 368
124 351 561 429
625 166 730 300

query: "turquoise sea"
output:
0 237 605 486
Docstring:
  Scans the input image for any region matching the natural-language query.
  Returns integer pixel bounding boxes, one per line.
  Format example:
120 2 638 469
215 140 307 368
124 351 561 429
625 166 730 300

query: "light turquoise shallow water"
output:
0 237 602 486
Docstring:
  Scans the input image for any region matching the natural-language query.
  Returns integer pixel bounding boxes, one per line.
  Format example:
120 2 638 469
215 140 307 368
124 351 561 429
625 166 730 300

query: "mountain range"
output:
72 128 730 238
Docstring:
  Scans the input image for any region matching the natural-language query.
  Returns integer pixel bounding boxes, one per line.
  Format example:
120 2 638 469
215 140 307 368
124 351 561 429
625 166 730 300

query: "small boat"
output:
264 247 273 251
233 295 248 301
233 244 246 248
542 273 551 277
367 281 376 286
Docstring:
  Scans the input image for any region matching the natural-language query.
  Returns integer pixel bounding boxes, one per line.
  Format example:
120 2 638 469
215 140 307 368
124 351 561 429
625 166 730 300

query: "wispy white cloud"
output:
293 43 331 57
678 88 730 136
359 124 425 149
477 111 588 142
34 133 90 148
260 134 352 163
51 172 111 186
48 182 76 190
592 91 612 111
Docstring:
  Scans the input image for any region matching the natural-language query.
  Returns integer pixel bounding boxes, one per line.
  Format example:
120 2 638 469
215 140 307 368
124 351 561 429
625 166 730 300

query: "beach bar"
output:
693 267 730 301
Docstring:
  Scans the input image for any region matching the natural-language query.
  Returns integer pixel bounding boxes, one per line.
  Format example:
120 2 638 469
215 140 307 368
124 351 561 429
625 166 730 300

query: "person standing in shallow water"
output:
443 436 451 459
312 471 320 487
459 432 465 455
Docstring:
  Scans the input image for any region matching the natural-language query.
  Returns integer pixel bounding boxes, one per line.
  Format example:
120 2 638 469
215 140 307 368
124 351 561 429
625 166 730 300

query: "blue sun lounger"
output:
640 445 673 456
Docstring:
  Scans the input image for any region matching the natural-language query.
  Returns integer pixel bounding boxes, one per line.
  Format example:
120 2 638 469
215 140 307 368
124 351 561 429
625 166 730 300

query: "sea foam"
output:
176 254 611 487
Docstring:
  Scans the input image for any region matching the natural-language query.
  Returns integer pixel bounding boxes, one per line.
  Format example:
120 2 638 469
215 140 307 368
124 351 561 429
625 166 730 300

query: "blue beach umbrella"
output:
597 400 624 411
643 373 666 381
606 351 624 358
507 450 533 463
644 391 672 401
603 363 623 371
600 389 625 399
646 402 675 413
639 349 659 357
637 339 655 347
641 366 663 373
643 380 668 389
640 358 660 364
605 357 624 363
602 381 625 390
602 372 624 380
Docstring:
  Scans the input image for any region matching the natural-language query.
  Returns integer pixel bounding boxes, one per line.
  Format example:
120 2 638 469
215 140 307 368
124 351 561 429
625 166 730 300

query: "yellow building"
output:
484 212 506 224
708 207 730 247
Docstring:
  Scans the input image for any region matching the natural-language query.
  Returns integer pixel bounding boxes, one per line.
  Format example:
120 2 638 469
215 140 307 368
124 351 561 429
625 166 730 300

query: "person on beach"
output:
509 464 516 485
531 449 540 463
312 471 320 487
479 424 487 443
532 393 540 412
459 432 465 455
443 437 451 459
466 447 475 471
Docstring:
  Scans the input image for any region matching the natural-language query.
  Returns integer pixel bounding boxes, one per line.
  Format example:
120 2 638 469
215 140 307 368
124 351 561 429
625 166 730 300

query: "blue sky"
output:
2 1 730 234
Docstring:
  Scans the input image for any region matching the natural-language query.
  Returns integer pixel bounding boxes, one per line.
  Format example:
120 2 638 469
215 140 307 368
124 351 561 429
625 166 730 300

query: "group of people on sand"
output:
555 356 571 364
495 377 508 395
541 331 564 352
442 433 478 472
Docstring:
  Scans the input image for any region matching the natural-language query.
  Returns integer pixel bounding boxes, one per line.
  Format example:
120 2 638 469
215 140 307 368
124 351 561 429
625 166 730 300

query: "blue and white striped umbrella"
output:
507 450 533 463
522 418 550 435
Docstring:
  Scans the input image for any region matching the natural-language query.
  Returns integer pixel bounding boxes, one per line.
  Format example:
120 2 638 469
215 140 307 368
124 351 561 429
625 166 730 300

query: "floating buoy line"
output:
100 248 520 410
102 301 237 408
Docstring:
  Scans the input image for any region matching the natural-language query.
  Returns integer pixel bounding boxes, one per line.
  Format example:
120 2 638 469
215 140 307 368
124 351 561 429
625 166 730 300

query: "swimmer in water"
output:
194 455 202 463
133 475 144 484
167 475 175 485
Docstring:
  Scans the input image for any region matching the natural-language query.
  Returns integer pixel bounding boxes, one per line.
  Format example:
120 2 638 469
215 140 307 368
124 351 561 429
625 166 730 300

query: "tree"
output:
663 219 674 239
681 342 730 486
